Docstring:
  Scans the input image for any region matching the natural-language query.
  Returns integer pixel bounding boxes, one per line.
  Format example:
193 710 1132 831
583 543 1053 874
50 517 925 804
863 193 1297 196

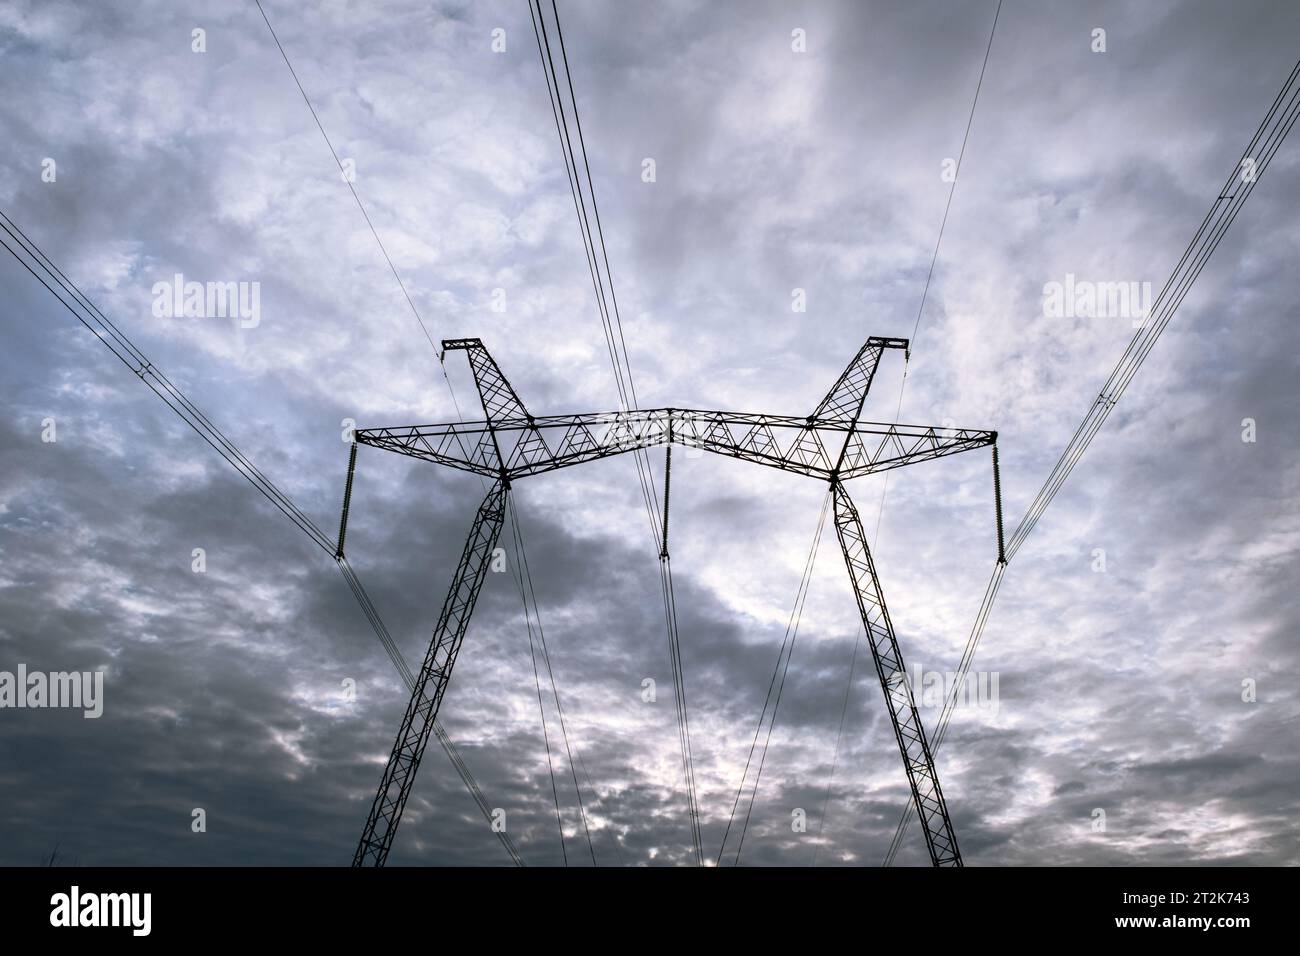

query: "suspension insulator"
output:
336 442 358 559
992 443 1006 565
659 446 672 560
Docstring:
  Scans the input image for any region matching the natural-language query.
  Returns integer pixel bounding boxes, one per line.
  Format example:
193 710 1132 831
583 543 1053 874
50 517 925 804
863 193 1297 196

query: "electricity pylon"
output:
344 336 1002 867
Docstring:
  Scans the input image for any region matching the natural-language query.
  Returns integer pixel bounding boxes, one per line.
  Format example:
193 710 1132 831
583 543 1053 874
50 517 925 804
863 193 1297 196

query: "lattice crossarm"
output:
837 424 995 479
355 424 501 477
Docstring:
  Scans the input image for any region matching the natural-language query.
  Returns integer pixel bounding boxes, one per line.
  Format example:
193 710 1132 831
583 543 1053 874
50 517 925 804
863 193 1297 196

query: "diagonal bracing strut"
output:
353 479 509 867
832 481 961 866
350 335 999 865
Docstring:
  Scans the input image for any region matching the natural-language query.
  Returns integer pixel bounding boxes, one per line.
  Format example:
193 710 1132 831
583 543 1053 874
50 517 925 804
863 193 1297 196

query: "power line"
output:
656 449 703 864
872 0 1003 546
732 491 831 865
550 0 645 413
254 0 591 866
529 1 666 551
507 500 570 865
811 621 864 866
258 6 610 861
251 0 475 433
530 0 703 863
883 56 1300 866
251 0 441 359
0 210 333 553
0 207 523 867
717 489 831 866
508 495 600 865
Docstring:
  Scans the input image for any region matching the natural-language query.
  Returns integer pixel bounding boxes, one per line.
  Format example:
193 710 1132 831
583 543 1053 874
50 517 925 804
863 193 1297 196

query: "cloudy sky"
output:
1 0 1298 867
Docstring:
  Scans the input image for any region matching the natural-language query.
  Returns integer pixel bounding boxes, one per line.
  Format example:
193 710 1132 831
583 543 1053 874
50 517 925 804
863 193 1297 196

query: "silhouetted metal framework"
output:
350 335 999 867
352 479 508 867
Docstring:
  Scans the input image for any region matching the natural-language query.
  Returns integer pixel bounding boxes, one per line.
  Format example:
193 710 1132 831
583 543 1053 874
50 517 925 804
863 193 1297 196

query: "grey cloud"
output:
1 0 1299 867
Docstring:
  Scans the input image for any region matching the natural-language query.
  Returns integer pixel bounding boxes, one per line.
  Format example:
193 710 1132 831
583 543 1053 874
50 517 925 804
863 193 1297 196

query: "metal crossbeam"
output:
350 335 999 866
357 412 993 482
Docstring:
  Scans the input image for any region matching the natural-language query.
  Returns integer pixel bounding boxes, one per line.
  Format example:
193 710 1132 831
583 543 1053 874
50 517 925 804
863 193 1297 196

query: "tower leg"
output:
353 480 509 866
831 481 962 867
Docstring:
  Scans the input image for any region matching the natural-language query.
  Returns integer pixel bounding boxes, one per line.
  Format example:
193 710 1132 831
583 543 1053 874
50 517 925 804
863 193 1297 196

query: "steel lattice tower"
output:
342 335 1002 867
